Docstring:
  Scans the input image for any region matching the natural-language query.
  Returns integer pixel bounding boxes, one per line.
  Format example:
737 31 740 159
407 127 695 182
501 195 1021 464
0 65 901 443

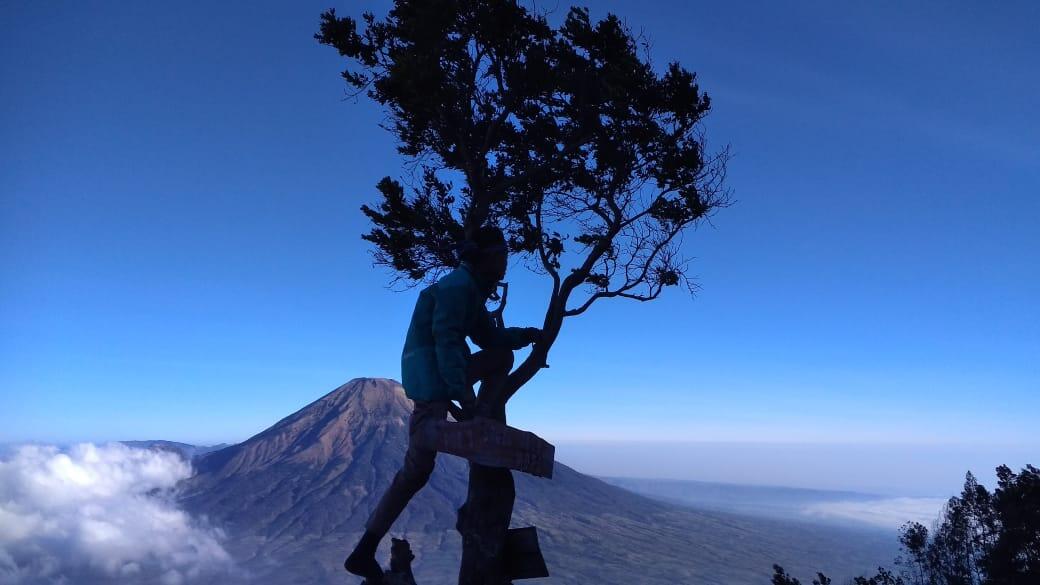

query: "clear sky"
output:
2 1 1037 490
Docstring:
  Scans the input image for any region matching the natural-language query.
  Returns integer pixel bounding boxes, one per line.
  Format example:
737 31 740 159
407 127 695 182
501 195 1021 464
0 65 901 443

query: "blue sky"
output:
2 1 1037 490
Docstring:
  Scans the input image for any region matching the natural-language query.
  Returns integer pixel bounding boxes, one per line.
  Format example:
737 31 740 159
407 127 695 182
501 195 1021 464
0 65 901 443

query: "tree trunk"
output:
454 233 563 584
456 401 516 585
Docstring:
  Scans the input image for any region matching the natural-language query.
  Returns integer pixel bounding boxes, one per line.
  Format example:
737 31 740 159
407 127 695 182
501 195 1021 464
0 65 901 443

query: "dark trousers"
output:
365 348 514 537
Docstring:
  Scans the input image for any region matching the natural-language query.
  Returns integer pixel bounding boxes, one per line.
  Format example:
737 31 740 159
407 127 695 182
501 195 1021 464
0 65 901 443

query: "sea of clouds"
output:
802 496 949 529
0 443 233 584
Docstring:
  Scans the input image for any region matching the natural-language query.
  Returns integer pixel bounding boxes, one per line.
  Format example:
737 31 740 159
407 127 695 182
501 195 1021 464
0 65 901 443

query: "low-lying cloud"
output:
802 497 948 529
0 443 232 584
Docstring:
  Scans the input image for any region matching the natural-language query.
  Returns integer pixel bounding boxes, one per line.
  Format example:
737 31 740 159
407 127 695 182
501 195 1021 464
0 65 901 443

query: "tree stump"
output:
362 537 417 585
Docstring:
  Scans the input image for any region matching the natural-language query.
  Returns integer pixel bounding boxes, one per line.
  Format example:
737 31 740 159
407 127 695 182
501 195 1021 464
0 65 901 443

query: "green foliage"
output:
851 567 904 585
316 0 728 307
771 564 802 585
771 565 833 585
360 172 465 281
773 465 1039 585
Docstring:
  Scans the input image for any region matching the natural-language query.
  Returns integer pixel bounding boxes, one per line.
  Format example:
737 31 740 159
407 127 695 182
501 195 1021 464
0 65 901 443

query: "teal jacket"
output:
401 262 530 402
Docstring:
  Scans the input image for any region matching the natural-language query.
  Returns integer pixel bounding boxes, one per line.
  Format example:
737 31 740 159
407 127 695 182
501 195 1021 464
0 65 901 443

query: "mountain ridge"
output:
121 440 229 461
179 377 896 584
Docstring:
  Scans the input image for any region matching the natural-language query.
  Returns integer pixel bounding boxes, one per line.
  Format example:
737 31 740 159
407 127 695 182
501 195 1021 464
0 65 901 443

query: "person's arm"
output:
470 304 540 350
431 281 477 403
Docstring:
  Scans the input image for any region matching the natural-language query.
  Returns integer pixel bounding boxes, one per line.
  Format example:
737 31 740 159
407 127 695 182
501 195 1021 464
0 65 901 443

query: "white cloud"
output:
0 443 233 584
802 497 948 529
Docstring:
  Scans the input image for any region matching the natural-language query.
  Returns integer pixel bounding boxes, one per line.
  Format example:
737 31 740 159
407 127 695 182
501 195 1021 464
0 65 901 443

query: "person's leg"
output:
364 431 438 535
346 401 445 580
466 348 514 421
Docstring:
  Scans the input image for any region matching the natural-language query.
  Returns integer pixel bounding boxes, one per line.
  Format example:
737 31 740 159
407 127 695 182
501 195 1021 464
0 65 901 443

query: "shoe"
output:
345 531 384 583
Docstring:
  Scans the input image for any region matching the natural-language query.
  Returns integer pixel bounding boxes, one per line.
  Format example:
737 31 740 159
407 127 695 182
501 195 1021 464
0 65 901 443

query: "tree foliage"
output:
774 465 1040 585
316 0 729 391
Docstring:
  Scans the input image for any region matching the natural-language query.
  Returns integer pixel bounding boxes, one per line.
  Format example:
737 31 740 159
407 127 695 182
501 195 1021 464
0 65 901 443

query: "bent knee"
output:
400 457 435 486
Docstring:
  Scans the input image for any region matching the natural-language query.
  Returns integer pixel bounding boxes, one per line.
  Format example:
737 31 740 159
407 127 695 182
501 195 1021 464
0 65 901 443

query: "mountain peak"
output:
311 377 410 417
194 377 412 477
181 377 897 585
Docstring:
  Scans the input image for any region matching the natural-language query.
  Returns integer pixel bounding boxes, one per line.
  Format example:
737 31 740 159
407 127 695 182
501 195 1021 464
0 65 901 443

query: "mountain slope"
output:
180 378 895 584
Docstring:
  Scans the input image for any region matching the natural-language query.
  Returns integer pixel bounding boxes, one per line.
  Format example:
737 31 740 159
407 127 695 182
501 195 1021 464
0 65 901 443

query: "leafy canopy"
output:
317 0 728 305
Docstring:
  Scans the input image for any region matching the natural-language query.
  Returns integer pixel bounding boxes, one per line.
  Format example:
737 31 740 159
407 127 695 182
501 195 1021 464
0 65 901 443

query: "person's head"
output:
460 225 508 286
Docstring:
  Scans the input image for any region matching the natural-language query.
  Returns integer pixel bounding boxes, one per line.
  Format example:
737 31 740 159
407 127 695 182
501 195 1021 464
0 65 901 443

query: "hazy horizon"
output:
3 429 1027 498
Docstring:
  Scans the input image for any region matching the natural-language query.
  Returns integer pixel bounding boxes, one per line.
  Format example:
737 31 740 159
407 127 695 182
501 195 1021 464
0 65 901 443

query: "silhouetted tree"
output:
771 564 801 585
316 0 727 393
772 564 833 585
853 568 905 585
317 1 728 582
986 465 1040 584
773 465 1040 585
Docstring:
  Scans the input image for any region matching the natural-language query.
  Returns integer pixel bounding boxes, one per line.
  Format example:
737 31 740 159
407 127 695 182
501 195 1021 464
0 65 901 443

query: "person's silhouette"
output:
345 225 542 582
